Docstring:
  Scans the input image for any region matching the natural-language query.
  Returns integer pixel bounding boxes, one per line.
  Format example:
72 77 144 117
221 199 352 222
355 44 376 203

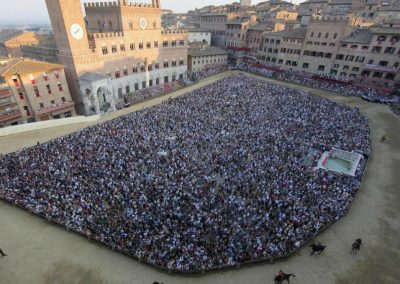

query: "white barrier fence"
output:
0 115 101 137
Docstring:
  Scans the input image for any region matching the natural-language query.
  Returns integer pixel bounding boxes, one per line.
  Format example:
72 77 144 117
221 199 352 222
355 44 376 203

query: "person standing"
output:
0 248 7 257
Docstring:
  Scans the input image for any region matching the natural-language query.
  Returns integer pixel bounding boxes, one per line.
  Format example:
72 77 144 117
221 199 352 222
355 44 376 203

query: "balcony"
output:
0 108 22 123
365 64 399 73
34 101 75 116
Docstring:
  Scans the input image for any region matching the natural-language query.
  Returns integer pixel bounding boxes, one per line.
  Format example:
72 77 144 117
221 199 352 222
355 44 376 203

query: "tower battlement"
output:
89 31 125 39
84 0 160 9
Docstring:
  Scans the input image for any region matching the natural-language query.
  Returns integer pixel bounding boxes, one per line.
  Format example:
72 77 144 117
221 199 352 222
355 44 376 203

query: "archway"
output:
97 86 112 113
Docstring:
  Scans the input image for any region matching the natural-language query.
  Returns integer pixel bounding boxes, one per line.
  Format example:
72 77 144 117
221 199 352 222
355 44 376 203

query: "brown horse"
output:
351 238 362 254
274 272 296 284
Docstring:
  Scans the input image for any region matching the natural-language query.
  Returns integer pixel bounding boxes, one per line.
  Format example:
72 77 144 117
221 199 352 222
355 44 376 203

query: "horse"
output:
351 238 362 254
310 243 326 255
274 273 296 284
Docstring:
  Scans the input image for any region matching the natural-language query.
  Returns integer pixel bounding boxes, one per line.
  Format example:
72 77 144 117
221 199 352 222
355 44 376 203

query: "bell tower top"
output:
45 0 90 57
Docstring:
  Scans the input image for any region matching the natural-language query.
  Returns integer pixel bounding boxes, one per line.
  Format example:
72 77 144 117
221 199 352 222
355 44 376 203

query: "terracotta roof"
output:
188 46 229 57
0 59 65 77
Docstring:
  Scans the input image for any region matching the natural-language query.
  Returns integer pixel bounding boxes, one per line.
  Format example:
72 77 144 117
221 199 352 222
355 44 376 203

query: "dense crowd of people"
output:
115 65 230 109
188 64 228 82
239 63 400 116
0 75 370 271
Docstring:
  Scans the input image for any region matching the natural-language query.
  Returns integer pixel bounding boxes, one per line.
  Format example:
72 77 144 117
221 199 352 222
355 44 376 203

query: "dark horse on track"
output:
351 238 362 254
274 272 296 283
310 242 326 255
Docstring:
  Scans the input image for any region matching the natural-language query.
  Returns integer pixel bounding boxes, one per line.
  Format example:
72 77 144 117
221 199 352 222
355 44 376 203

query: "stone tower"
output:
45 0 93 112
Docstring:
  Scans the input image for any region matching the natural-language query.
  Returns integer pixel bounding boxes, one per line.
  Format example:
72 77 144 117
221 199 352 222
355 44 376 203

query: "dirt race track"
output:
0 71 399 284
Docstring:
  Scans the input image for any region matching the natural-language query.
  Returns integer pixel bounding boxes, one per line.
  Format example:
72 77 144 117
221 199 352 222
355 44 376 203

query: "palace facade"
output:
45 0 188 115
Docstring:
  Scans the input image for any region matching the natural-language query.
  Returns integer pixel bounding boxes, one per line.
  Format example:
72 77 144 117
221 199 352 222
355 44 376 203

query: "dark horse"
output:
274 272 296 284
351 238 362 254
310 242 326 255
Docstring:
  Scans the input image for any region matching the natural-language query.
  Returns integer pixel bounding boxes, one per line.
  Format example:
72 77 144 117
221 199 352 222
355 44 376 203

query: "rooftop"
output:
248 23 273 31
0 29 24 43
188 46 229 57
341 29 373 44
265 27 307 39
0 59 65 77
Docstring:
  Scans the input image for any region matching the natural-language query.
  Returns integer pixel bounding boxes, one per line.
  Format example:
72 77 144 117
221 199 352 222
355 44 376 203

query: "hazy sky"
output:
0 0 303 24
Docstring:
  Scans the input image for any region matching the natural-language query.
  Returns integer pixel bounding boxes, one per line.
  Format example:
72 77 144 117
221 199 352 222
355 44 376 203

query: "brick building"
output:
44 0 188 115
0 59 76 126
256 16 400 88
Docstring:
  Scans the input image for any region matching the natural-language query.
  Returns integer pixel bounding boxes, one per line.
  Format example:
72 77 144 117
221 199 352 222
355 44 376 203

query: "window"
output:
149 79 153 87
368 59 374 64
164 61 169 68
43 73 48 81
58 83 63 91
148 64 153 71
343 65 349 71
172 60 177 67
130 43 135 51
385 73 395 80
377 35 386 42
351 45 358 49
317 32 321 38
126 86 130 93
325 33 329 39
51 100 55 104
123 68 128 76
355 56 365 63
120 44 125 52
179 59 184 66
146 42 151 49
384 47 395 54
39 103 44 108
379 61 388 67
18 91 24 100
164 76 169 83
345 55 354 62
139 42 143 50
46 84 52 94
371 46 382 53
55 72 60 79
61 97 66 102
142 81 146 89
133 66 138 73
361 70 370 77
115 71 120 78
333 33 338 39
155 63 159 69
112 45 117 53
140 65 145 72
102 46 108 55
352 67 360 72
373 72 382 78
13 78 20 87
171 40 177 47
278 59 283 64
154 41 159 48
324 53 332 59
135 83 139 91
303 50 310 56
318 65 325 71
31 78 37 85
34 86 40 97
310 32 314 37
336 54 344 60
302 63 309 69
163 41 168 47
179 40 184 46
156 78 160 85
172 75 176 81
